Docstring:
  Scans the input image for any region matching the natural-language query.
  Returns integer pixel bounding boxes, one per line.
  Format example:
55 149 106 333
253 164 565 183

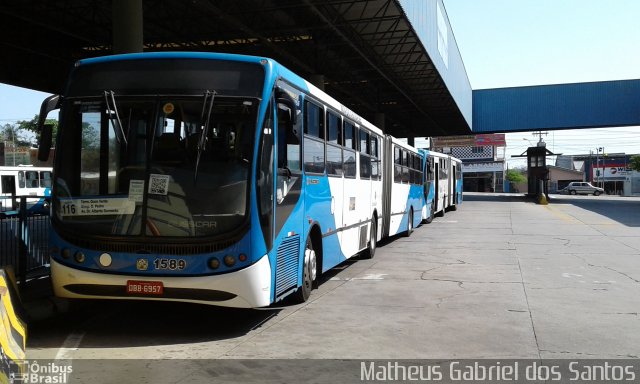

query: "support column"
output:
112 0 143 54
374 113 385 131
309 74 325 91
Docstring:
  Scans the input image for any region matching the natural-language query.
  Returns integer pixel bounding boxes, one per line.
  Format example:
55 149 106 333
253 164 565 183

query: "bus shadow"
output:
462 192 533 203
27 298 283 350
27 259 368 350
549 195 640 227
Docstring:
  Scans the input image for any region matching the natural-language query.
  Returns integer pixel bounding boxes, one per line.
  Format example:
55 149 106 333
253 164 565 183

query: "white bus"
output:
0 166 52 214
420 150 463 222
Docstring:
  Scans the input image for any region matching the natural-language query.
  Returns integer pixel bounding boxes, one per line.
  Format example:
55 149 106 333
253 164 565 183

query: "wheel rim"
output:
308 247 317 282
370 221 377 252
305 242 316 285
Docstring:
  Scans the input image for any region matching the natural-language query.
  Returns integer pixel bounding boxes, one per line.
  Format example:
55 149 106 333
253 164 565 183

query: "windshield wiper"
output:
104 90 127 148
194 90 216 182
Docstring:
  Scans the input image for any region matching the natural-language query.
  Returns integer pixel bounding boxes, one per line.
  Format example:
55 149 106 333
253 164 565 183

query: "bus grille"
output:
60 236 238 255
275 235 300 297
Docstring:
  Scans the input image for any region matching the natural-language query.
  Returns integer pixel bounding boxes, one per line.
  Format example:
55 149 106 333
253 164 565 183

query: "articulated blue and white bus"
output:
381 138 425 238
37 52 459 308
420 149 463 223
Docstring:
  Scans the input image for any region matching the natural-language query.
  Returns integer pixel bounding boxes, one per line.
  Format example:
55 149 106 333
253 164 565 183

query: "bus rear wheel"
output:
405 209 414 237
424 203 435 224
362 218 377 259
293 238 316 303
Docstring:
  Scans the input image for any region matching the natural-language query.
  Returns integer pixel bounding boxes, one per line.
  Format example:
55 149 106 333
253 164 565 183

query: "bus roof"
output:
76 52 384 137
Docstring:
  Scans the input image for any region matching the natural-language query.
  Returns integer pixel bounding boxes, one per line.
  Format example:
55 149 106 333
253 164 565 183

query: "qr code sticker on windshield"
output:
148 174 170 195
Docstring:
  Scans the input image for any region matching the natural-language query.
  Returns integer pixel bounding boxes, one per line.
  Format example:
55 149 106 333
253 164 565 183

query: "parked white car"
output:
561 182 604 196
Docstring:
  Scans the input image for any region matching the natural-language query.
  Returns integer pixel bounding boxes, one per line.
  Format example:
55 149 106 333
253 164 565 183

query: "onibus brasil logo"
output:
8 360 73 384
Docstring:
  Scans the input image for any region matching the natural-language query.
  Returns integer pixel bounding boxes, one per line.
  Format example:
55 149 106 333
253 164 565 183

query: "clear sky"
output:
2 1 640 167
0 84 50 124
443 0 640 167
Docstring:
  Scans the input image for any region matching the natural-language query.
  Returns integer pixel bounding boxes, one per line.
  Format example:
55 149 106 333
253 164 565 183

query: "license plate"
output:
126 280 164 295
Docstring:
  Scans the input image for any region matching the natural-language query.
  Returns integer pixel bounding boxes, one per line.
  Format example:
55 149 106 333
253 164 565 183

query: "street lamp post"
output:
596 147 604 191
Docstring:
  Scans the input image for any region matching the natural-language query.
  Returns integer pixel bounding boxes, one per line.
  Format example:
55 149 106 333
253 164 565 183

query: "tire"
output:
362 218 377 259
424 203 435 224
292 237 317 303
405 209 414 237
570 190 577 195
594 191 601 196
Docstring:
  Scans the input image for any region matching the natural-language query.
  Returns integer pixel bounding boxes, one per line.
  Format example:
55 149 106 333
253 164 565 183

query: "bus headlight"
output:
61 248 72 259
239 253 247 262
208 257 220 270
99 253 112 267
223 255 236 267
74 251 86 263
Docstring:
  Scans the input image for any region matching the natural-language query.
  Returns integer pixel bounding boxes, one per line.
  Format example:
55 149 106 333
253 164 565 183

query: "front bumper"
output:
51 254 272 308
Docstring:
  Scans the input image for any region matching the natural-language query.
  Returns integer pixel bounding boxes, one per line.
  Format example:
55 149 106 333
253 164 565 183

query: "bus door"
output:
325 110 344 252
267 89 305 300
341 121 361 258
274 96 304 238
451 163 457 205
434 160 440 213
0 174 16 210
302 99 334 267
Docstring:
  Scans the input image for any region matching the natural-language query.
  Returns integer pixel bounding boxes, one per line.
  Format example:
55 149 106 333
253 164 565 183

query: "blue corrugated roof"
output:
473 80 640 133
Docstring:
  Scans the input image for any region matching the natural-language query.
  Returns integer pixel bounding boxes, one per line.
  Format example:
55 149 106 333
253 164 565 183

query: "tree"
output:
506 168 527 184
16 114 59 147
630 155 640 172
1 123 31 147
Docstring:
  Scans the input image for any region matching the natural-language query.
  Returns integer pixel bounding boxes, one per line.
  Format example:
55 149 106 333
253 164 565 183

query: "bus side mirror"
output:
275 88 298 125
37 94 61 131
38 124 53 161
37 94 61 162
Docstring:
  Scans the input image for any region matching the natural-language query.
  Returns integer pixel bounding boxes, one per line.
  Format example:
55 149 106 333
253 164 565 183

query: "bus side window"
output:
26 171 39 188
277 103 300 172
40 171 52 189
303 100 325 174
343 121 357 178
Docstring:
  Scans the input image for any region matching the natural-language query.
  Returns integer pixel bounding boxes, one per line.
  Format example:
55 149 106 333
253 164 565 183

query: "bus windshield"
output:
53 95 258 238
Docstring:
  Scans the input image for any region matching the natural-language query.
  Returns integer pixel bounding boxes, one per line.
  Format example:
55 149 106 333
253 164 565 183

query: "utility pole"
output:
12 128 16 166
601 147 605 190
532 131 548 145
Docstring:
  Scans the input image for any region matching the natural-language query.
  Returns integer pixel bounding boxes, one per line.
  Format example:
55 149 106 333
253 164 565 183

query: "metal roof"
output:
473 79 640 133
0 0 471 137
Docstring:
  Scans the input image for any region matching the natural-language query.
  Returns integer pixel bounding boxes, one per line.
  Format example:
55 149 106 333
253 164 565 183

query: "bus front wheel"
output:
293 238 316 303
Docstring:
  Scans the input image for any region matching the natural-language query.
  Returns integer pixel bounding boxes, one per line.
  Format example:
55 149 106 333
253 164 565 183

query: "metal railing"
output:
0 196 50 284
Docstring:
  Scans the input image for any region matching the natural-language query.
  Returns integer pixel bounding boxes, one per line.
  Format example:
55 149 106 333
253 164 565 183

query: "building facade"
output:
580 153 640 196
433 134 507 193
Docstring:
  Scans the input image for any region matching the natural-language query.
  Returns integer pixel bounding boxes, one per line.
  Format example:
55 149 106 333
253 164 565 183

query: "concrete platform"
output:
21 193 640 380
